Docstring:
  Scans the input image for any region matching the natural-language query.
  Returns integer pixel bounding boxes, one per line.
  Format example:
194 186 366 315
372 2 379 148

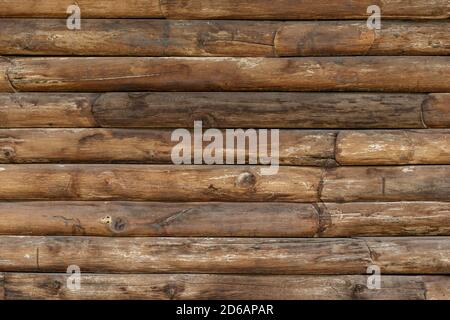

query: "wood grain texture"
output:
1 20 449 56
0 0 163 18
336 130 450 165
161 0 450 20
0 165 450 201
5 57 450 92
0 129 336 166
0 201 449 237
1 0 448 19
0 236 448 274
1 273 448 300
4 92 448 129
321 166 450 202
423 94 450 128
0 165 321 201
0 93 99 127
0 58 13 92
276 21 450 56
0 19 279 57
82 92 431 129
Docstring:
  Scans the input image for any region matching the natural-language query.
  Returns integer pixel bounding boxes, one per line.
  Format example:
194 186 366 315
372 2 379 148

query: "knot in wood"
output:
236 172 256 188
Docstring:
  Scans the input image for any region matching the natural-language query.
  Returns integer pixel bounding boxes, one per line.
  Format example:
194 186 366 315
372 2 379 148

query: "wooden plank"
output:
336 130 450 165
2 273 449 300
1 20 449 56
0 0 448 19
321 166 450 202
0 236 448 274
0 129 336 166
0 93 99 127
423 94 450 128
162 0 450 20
276 21 450 56
0 0 163 18
0 201 449 237
0 165 321 201
0 19 279 57
6 57 450 92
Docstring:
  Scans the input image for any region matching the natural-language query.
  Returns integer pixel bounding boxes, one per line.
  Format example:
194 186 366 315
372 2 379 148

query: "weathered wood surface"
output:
336 130 450 165
0 0 163 18
4 57 450 92
3 0 447 19
1 20 449 56
276 21 450 56
0 165 449 201
322 166 450 202
1 128 450 165
4 92 443 129
0 236 448 274
0 165 321 201
0 201 449 237
1 273 448 300
0 129 336 166
423 94 450 128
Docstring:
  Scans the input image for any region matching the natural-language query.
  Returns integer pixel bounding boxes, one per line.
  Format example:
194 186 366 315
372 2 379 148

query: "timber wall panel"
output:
1 273 449 300
0 202 449 237
1 20 449 56
2 0 447 19
0 236 448 274
3 57 450 92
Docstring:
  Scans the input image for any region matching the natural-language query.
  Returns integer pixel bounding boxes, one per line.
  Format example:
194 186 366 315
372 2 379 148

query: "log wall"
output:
0 0 449 300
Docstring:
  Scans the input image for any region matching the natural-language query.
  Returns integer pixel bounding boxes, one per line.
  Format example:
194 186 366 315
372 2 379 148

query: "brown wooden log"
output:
276 21 450 56
321 166 450 202
0 58 13 92
0 165 450 201
0 201 449 237
0 93 99 127
0 92 434 129
336 130 450 165
162 0 450 20
0 19 279 57
1 0 448 19
0 128 336 166
0 236 448 274
6 57 450 92
2 273 449 300
423 94 450 128
1 20 449 56
0 0 163 18
0 165 321 201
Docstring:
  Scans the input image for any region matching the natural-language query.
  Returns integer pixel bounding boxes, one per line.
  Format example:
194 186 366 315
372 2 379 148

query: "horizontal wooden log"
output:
276 21 450 56
322 166 450 202
4 92 449 129
1 20 449 56
0 0 163 18
5 57 450 92
161 0 450 20
0 201 449 237
0 129 336 166
0 19 278 57
2 273 449 300
0 165 321 201
1 0 448 19
0 165 450 201
336 130 450 165
0 236 448 274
